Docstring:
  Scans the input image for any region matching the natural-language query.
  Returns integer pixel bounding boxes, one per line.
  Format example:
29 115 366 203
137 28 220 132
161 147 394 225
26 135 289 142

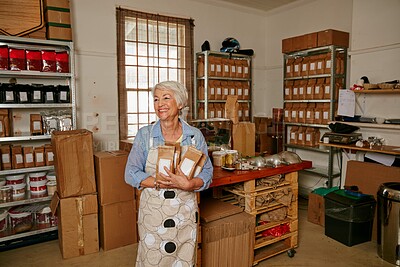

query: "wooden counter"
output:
210 160 312 187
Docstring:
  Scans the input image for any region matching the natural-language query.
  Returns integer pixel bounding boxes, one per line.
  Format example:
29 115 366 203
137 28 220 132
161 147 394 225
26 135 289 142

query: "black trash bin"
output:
377 182 400 266
324 190 376 246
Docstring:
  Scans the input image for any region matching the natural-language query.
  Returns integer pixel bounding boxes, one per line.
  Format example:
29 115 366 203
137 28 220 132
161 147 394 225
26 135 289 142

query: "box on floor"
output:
99 200 137 251
51 193 99 259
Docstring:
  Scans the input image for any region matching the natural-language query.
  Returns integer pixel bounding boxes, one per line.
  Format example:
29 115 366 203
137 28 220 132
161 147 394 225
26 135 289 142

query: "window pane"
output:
127 91 137 112
125 42 137 55
158 22 168 44
150 113 157 122
125 18 136 41
169 68 178 81
169 58 177 68
137 43 147 57
127 114 137 124
138 67 148 88
169 25 177 45
138 56 147 66
148 21 158 43
148 44 158 57
169 46 177 59
137 19 147 42
159 45 167 58
138 91 150 112
126 66 137 88
126 55 137 65
177 25 185 46
159 58 167 67
139 114 149 123
128 124 138 137
159 68 168 82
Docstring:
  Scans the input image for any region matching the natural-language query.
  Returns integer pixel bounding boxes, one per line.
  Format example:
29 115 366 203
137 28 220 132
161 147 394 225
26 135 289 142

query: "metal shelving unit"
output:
283 45 347 188
0 35 76 245
194 50 252 120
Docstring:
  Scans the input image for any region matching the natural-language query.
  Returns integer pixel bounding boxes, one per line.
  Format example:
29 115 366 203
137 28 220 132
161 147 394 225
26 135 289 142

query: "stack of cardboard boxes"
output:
94 150 137 251
44 0 72 41
50 129 99 259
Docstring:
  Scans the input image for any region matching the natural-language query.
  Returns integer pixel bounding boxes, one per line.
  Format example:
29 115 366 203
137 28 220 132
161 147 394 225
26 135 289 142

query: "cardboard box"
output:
52 129 96 198
304 32 318 49
47 25 72 41
317 29 349 48
94 150 134 205
232 122 255 157
292 35 305 52
307 192 325 226
44 0 70 9
199 197 243 223
99 200 137 251
51 193 99 259
200 198 255 267
345 160 400 240
282 37 293 53
46 9 71 25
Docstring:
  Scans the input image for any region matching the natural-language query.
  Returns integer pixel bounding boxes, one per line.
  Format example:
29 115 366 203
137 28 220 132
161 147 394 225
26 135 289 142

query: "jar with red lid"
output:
26 50 42 71
0 209 8 232
0 45 8 70
41 50 56 72
55 51 69 73
9 48 26 71
6 174 25 185
36 206 57 227
9 209 32 229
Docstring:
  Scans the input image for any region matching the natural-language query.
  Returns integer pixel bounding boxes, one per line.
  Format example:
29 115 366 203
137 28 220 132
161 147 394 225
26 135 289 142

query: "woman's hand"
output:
158 166 192 190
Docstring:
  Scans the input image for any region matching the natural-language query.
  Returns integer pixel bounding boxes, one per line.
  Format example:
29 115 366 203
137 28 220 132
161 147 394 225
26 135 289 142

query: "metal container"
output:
377 182 400 266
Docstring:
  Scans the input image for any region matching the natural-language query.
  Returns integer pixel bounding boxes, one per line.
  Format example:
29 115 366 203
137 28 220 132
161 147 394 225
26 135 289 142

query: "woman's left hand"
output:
158 167 192 191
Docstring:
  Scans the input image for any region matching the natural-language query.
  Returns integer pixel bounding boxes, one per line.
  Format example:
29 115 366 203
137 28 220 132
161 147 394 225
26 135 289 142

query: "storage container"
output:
0 209 8 231
324 190 376 246
6 174 25 185
9 210 32 229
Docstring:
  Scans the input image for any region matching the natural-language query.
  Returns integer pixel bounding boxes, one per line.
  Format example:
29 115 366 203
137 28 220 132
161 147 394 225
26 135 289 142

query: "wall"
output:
70 0 266 151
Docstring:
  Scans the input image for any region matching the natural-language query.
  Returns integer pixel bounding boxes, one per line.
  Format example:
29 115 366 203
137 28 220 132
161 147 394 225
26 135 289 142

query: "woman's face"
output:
153 88 182 121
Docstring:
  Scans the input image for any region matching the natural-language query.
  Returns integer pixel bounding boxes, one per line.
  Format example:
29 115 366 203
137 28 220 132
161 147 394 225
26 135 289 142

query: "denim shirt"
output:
124 119 213 192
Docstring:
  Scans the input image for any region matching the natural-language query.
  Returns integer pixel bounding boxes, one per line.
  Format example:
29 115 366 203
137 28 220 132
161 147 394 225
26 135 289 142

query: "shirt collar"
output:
151 118 194 139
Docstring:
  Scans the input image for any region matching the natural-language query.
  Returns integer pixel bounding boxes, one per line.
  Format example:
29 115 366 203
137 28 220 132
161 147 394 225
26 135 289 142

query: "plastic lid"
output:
29 172 47 178
40 207 51 214
5 174 25 180
10 183 26 190
30 180 47 187
46 172 56 181
8 211 31 218
212 151 226 156
47 181 57 186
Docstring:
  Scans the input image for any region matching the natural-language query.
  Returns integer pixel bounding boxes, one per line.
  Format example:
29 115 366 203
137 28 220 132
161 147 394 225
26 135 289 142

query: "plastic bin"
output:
324 190 376 246
377 182 400 266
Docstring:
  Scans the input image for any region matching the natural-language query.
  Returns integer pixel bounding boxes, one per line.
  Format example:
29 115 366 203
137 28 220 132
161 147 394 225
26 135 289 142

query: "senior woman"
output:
125 81 213 266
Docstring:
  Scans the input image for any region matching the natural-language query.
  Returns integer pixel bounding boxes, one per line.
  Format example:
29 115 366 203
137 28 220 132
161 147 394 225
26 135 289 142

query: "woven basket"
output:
378 83 395 89
363 83 379 90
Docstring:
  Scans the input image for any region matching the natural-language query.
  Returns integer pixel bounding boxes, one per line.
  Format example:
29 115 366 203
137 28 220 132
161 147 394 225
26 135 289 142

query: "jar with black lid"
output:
57 85 70 103
30 84 44 103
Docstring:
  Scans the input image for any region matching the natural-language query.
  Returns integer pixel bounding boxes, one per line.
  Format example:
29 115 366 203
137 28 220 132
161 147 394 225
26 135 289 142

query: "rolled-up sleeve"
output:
124 129 150 189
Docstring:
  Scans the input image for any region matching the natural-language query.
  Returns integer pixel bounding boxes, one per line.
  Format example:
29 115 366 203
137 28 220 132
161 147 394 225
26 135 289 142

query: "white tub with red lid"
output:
36 206 56 225
5 174 25 185
30 180 47 196
0 209 8 232
10 183 26 200
8 210 32 229
46 172 56 181
28 172 47 182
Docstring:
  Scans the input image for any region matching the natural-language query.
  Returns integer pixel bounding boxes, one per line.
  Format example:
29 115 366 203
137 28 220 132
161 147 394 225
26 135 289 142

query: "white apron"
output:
136 134 198 267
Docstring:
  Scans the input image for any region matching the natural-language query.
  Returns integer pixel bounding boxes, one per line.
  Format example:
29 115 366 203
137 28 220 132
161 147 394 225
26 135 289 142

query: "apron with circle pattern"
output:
136 131 198 267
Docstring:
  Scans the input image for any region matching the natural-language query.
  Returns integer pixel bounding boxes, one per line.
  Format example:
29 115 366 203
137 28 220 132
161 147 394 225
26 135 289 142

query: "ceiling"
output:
191 0 303 13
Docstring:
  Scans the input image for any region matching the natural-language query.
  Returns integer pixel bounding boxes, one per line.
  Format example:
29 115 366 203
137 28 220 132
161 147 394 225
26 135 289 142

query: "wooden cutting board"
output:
0 0 44 36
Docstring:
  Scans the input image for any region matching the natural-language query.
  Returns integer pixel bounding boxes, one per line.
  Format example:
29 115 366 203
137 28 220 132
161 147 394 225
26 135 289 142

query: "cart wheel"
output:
287 249 296 258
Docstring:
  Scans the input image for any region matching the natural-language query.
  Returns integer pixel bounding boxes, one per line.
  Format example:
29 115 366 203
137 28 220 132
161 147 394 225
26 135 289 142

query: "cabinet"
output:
282 45 347 187
0 35 76 248
194 51 252 121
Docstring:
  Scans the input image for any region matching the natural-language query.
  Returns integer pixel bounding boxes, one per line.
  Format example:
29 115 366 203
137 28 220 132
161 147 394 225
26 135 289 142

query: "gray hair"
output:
152 81 188 108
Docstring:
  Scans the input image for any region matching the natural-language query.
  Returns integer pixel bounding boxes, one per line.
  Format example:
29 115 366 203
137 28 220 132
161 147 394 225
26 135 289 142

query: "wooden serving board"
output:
0 0 44 36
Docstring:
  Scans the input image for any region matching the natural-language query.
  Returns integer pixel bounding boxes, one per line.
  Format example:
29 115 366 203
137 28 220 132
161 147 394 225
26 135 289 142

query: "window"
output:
117 8 194 140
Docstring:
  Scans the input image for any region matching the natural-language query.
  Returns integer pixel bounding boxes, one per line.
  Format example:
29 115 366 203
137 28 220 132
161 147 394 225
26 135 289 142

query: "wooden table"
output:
210 160 312 187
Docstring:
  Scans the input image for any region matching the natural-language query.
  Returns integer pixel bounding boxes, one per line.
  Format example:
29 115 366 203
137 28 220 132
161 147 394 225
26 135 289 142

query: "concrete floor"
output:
0 198 395 267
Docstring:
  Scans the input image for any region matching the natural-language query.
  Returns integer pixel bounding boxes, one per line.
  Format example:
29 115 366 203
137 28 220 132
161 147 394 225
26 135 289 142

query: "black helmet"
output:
220 37 240 53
